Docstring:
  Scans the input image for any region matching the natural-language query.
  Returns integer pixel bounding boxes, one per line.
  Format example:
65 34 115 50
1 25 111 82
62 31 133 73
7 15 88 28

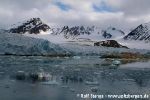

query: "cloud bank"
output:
0 0 150 32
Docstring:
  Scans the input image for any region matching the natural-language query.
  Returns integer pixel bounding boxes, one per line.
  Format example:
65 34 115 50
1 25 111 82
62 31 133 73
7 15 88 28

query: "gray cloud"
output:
0 0 51 10
0 0 150 32
105 0 150 17
123 0 150 16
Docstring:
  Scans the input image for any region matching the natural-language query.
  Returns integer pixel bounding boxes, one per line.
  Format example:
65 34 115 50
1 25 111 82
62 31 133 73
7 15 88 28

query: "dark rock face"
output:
55 26 93 39
9 18 50 34
124 24 150 42
102 31 112 39
94 40 128 48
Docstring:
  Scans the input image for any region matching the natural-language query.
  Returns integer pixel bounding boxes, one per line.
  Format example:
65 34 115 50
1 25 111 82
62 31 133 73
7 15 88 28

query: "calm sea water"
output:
0 56 150 100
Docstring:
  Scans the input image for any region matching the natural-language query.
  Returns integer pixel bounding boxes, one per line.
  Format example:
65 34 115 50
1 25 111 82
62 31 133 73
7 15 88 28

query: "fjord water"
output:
0 56 150 100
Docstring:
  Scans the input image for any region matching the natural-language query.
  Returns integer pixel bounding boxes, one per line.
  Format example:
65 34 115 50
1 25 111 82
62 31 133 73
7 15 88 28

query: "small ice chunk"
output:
73 56 81 59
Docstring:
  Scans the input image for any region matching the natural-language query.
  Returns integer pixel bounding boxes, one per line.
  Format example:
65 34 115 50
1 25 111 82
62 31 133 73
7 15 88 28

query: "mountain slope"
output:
124 22 150 42
51 26 125 40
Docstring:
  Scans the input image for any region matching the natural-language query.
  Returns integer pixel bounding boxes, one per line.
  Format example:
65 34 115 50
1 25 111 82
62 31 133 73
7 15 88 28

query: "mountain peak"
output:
9 18 50 34
124 23 150 42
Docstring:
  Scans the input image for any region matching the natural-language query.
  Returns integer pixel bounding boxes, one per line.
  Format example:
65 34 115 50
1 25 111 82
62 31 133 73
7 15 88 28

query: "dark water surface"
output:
0 56 150 100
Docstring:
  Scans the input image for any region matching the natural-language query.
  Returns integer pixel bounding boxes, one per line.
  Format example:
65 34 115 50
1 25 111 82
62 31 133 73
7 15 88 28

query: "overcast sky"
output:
0 0 150 32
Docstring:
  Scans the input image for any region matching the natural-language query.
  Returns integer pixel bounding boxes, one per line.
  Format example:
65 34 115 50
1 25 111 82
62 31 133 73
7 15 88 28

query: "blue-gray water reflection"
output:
0 56 150 100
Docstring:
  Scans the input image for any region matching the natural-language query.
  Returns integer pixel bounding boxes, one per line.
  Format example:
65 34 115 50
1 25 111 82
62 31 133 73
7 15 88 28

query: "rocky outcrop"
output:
94 40 128 48
53 26 93 39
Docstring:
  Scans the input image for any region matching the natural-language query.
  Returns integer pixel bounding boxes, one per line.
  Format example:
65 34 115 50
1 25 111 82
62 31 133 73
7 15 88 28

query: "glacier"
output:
0 31 69 56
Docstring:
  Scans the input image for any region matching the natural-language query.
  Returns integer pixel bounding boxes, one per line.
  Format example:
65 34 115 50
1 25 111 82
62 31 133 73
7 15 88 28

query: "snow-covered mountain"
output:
8 18 125 41
51 26 125 41
124 22 150 42
9 18 51 34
